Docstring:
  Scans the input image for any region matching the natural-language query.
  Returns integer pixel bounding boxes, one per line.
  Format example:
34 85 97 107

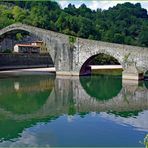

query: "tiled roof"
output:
32 41 43 43
15 44 40 47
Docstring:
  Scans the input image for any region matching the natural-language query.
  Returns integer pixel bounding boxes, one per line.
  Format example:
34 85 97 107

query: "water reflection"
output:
0 74 55 141
0 75 55 114
0 74 147 146
80 75 122 100
144 80 148 89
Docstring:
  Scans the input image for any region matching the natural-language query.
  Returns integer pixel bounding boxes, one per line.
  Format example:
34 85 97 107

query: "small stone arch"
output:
79 51 123 75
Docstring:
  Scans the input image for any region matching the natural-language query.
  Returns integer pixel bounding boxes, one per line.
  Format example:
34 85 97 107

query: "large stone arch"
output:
0 23 73 73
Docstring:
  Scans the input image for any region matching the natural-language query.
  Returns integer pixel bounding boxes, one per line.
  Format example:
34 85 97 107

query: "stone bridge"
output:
1 23 148 80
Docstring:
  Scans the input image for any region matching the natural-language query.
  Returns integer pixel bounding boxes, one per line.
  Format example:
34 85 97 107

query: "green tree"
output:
138 27 148 46
0 1 148 47
12 6 27 22
113 33 125 44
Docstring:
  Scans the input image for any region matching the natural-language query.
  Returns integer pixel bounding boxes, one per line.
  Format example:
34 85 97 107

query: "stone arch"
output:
0 24 56 67
0 24 74 73
79 51 123 75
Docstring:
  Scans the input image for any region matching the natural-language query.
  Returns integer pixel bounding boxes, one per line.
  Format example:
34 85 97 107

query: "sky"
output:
54 0 148 11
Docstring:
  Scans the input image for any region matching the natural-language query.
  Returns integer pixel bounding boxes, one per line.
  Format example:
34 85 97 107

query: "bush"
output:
69 35 76 44
3 49 12 53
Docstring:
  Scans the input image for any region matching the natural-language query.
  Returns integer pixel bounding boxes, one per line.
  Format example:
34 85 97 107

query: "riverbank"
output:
0 53 53 70
91 65 123 76
0 67 56 75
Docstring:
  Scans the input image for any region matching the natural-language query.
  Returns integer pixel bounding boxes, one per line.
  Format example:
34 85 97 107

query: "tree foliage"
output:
0 1 148 47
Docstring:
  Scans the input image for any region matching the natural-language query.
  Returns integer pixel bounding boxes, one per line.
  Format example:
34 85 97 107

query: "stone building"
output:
31 41 48 53
13 41 48 53
13 43 40 53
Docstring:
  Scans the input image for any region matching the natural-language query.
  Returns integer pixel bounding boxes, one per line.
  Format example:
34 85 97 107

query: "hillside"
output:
0 1 148 47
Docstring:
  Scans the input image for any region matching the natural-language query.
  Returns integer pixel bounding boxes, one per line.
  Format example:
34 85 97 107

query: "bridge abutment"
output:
122 64 144 80
122 72 144 80
56 71 79 76
56 70 144 81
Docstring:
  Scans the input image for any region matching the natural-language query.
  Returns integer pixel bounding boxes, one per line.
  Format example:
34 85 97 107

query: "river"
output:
0 73 147 147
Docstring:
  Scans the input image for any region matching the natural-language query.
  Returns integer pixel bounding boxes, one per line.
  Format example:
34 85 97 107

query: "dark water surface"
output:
0 73 147 147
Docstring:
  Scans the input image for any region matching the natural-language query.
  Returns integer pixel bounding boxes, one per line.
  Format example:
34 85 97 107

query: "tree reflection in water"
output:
80 75 122 101
0 74 55 141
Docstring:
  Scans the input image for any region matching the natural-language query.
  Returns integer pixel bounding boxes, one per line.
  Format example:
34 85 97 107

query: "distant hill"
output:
0 1 148 47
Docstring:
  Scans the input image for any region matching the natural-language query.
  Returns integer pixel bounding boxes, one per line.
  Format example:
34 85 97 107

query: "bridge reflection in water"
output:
80 75 122 100
0 74 147 146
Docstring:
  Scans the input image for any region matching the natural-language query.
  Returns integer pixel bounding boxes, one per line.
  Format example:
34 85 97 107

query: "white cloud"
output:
100 110 148 132
58 1 69 8
91 1 126 10
141 2 148 10
58 0 86 8
56 0 148 10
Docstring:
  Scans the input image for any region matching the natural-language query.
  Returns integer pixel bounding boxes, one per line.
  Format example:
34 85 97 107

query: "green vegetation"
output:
80 75 122 100
123 53 131 63
92 53 120 65
109 110 141 118
0 75 54 114
81 53 121 67
15 33 23 41
69 35 76 44
0 1 148 47
92 69 122 76
2 49 12 53
141 134 148 148
144 134 148 148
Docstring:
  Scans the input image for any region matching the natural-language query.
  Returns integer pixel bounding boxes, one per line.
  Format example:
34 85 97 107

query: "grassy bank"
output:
92 69 123 76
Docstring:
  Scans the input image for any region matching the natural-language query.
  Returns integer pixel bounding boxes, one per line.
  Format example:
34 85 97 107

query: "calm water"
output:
0 73 147 147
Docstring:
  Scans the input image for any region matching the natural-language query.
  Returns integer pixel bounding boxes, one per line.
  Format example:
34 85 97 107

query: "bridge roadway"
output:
1 23 148 80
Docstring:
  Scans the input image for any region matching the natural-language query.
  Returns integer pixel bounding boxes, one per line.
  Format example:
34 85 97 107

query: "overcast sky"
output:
54 1 148 11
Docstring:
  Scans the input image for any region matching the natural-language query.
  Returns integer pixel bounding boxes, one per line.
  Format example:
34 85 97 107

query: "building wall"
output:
0 34 40 52
14 45 19 52
0 53 54 70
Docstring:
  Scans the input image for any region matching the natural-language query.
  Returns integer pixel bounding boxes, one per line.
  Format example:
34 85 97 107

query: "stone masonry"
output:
1 23 148 80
